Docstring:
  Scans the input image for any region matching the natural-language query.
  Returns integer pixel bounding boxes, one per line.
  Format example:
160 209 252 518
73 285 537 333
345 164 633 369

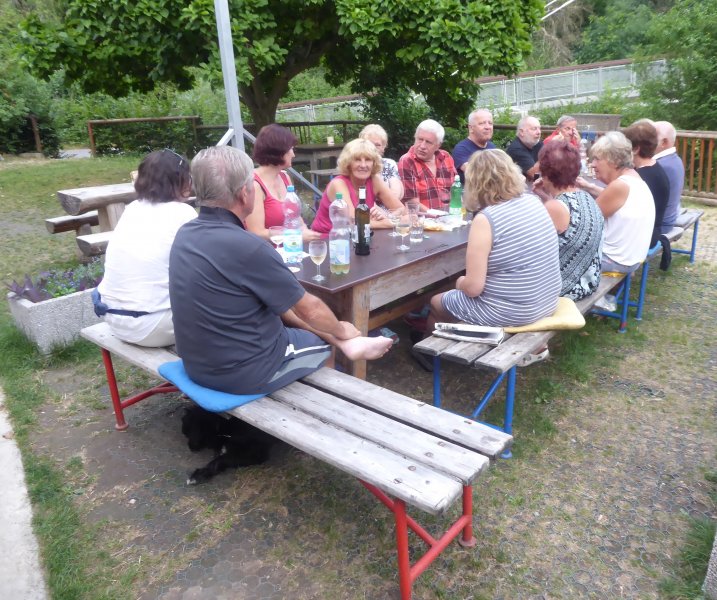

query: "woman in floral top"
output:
360 124 404 202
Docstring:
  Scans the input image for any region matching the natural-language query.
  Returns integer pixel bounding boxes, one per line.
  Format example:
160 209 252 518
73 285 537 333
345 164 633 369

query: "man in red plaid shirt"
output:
398 120 457 211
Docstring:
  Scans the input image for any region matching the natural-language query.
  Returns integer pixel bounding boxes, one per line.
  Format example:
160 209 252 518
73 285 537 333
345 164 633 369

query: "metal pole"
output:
214 0 244 151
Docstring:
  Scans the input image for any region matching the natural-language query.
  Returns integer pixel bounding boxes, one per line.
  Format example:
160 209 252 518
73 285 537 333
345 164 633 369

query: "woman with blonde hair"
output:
359 124 404 200
311 138 403 233
427 149 561 328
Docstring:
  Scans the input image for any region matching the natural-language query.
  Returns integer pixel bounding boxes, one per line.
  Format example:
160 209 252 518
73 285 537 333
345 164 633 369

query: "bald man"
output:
653 121 687 232
506 116 543 180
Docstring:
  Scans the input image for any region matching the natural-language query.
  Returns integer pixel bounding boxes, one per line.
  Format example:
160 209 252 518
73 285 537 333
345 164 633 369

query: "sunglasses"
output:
163 148 185 172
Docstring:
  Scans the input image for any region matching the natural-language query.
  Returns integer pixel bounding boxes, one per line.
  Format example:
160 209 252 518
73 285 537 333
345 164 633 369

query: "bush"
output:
0 61 60 157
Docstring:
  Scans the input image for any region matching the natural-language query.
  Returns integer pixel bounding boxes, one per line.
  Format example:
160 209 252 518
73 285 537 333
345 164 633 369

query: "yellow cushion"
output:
504 297 585 333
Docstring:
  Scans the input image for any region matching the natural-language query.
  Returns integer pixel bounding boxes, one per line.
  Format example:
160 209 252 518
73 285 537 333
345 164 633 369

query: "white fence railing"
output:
475 60 666 110
275 60 667 119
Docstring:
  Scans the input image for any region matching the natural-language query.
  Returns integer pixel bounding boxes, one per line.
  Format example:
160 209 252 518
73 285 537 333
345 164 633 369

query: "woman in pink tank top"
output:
311 139 403 233
245 124 321 243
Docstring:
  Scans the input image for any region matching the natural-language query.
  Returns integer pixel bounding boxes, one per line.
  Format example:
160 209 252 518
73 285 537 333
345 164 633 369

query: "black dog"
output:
181 405 276 485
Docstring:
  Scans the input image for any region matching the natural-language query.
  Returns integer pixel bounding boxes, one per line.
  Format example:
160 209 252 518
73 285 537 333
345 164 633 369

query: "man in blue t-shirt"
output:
653 120 687 233
168 146 392 395
451 109 496 183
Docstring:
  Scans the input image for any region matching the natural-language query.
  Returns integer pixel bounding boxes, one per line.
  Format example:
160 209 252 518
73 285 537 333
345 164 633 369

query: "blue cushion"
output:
158 360 265 412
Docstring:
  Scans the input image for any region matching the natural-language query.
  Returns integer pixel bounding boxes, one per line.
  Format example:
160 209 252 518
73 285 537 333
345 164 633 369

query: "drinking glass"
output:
387 207 403 237
268 226 284 251
410 215 424 244
308 240 327 282
438 189 450 213
396 212 411 251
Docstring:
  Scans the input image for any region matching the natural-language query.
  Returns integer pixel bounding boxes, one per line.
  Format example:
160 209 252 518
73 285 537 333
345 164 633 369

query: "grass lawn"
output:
0 156 716 599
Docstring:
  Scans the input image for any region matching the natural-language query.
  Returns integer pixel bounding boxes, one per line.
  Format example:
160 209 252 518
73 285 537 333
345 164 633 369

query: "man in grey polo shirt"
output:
168 146 392 395
653 120 688 232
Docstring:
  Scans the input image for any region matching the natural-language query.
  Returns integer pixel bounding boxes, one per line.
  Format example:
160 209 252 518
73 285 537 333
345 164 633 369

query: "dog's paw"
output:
187 467 212 485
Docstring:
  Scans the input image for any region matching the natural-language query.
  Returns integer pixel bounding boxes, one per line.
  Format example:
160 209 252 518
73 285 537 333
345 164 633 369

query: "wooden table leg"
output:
334 282 370 379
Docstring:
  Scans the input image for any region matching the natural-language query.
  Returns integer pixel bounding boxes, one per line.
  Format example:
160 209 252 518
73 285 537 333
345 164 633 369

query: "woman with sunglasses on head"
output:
245 124 321 242
95 149 196 347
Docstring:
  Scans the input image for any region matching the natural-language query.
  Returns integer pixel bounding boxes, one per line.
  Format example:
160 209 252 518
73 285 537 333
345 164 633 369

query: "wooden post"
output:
87 122 96 157
29 115 42 154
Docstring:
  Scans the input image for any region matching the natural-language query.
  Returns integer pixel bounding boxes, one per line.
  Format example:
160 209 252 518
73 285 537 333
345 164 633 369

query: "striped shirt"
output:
442 194 561 327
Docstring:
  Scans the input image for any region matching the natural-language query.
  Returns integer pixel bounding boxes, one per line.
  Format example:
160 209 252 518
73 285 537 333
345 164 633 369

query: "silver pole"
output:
214 0 244 150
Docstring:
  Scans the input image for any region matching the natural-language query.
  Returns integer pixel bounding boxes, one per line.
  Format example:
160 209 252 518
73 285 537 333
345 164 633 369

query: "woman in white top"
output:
96 149 197 346
359 124 404 201
578 131 655 274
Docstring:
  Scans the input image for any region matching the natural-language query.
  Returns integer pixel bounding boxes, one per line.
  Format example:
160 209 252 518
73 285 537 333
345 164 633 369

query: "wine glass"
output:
308 240 327 282
395 211 411 252
268 226 284 251
387 207 403 237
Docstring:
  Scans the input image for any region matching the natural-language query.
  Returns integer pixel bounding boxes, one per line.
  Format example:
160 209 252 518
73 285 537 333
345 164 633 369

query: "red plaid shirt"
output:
398 147 457 210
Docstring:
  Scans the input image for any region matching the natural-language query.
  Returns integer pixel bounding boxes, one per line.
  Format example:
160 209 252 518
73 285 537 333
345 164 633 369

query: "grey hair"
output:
556 115 577 127
654 120 677 145
517 115 539 133
191 146 255 209
415 119 445 144
359 124 388 144
589 131 634 170
469 108 492 123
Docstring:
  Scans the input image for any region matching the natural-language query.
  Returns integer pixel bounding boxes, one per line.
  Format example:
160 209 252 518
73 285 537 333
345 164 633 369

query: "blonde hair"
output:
359 124 388 145
336 139 382 177
589 131 633 170
464 149 526 211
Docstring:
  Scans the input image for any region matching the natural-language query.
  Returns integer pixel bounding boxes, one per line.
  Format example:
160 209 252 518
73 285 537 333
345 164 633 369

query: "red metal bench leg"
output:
101 348 128 431
98 348 178 430
459 485 477 547
394 499 412 600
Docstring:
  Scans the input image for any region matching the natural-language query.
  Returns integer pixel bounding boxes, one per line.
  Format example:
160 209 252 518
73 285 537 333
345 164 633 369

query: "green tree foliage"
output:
574 0 660 64
636 0 717 129
18 0 543 127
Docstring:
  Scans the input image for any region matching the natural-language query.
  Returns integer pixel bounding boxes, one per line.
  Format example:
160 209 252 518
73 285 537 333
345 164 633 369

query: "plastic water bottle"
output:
354 186 371 256
329 193 350 274
282 185 303 264
579 138 589 175
449 175 462 218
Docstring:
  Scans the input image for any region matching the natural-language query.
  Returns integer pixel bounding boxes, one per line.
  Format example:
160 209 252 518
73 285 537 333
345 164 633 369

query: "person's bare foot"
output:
337 336 393 360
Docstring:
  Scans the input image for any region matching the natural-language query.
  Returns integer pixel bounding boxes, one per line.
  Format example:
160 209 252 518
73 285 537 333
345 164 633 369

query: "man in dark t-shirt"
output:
169 146 392 395
506 115 543 181
451 109 496 183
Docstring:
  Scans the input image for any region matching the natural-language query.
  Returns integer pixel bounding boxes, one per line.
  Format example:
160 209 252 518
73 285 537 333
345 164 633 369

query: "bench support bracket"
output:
100 349 178 430
360 481 476 600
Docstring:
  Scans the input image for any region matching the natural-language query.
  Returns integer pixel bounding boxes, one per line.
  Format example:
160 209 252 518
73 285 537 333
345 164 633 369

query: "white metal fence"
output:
475 60 666 111
275 60 667 119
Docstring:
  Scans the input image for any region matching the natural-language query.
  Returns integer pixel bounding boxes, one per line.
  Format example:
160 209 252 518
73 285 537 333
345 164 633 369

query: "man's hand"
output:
334 321 361 340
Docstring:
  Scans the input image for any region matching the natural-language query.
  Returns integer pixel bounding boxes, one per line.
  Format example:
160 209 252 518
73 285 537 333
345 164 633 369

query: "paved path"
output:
0 388 48 600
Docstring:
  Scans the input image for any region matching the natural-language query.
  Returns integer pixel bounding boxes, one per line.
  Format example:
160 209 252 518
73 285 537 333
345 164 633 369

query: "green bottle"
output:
449 175 462 217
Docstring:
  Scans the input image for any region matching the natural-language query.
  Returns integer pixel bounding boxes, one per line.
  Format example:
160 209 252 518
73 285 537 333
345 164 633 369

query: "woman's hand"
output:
531 178 552 203
370 205 387 221
302 228 322 242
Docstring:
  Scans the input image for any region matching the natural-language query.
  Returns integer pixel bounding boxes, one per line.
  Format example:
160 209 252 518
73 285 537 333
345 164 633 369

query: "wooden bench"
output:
673 207 704 263
413 273 628 451
76 231 113 257
45 211 99 235
80 321 512 600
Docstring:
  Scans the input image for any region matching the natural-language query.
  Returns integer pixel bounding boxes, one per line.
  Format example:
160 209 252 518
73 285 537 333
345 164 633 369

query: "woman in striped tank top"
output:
428 150 562 328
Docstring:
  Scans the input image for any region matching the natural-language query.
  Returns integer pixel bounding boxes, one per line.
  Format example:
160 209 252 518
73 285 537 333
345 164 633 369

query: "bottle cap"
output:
287 185 295 192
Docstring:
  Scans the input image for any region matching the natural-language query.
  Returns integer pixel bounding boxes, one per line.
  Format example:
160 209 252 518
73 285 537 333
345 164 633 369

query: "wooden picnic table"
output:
296 226 470 378
294 142 344 172
57 182 137 232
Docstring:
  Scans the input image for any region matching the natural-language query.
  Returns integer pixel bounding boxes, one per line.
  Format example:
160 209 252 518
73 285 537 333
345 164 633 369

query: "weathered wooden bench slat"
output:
302 368 512 458
411 335 459 357
677 208 703 229
80 324 176 375
76 231 112 256
270 381 490 485
230 393 465 515
45 211 99 234
440 339 495 365
475 330 554 372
